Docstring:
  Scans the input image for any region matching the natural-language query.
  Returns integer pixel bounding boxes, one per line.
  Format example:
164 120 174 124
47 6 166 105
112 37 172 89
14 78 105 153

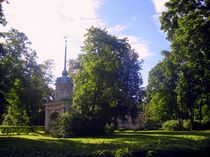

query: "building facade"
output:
44 40 73 130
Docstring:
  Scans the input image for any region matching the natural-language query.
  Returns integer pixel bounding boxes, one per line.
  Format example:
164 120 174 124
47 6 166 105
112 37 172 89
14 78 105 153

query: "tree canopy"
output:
71 27 143 135
146 0 210 129
0 28 54 125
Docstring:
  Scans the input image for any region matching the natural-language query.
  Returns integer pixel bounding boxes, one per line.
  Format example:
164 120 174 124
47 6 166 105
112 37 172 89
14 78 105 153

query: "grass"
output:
1 130 210 157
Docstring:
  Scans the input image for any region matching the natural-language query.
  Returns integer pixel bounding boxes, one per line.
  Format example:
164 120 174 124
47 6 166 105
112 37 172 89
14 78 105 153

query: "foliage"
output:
201 121 210 130
49 112 116 137
1 130 210 157
3 106 29 126
146 0 210 129
0 126 30 135
161 119 205 131
146 52 177 129
105 122 115 135
49 113 71 138
0 28 54 125
0 125 44 135
162 120 180 131
145 91 173 129
0 0 6 123
0 0 7 26
182 120 192 131
72 27 143 135
160 0 210 127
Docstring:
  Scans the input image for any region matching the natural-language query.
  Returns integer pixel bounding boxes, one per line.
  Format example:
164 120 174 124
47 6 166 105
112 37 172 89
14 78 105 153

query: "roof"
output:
56 75 72 84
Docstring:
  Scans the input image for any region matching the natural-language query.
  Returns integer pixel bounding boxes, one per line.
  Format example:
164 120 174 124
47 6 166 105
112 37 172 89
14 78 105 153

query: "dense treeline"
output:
0 2 54 126
146 0 210 129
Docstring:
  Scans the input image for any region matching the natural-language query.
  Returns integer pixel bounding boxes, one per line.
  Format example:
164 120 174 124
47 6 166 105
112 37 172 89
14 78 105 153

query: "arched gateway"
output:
44 40 73 130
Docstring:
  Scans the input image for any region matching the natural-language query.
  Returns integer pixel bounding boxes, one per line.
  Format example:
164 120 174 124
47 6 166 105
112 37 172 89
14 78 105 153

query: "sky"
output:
2 0 169 87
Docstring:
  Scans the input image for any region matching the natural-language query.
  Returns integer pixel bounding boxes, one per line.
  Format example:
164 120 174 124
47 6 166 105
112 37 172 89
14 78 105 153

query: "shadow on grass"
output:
116 130 210 137
0 131 210 157
0 137 95 157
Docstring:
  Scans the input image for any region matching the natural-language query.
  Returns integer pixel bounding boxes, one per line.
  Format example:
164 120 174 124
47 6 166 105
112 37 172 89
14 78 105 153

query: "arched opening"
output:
49 112 60 124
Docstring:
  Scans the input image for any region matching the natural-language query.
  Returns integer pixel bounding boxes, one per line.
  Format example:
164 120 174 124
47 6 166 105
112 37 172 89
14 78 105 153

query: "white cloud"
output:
108 24 127 33
3 0 105 77
2 0 154 79
151 14 161 28
121 35 153 59
107 25 152 60
151 0 169 31
152 0 168 14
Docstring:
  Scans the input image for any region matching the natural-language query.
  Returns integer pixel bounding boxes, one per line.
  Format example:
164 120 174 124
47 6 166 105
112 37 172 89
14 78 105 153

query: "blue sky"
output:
2 0 169 86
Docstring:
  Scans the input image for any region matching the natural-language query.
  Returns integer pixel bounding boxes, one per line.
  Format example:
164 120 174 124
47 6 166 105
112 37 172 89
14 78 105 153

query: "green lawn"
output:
1 130 210 157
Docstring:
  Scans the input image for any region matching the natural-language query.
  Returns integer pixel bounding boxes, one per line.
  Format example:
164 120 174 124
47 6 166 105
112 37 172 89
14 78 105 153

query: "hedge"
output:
0 126 45 135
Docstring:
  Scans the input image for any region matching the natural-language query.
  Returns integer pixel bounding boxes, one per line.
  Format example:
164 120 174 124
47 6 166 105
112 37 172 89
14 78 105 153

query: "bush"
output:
202 120 210 130
0 126 44 135
49 113 73 137
162 120 180 131
105 123 115 135
193 120 202 130
3 106 29 126
0 126 30 135
48 112 89 137
49 112 115 137
181 120 210 130
182 120 192 130
145 119 161 130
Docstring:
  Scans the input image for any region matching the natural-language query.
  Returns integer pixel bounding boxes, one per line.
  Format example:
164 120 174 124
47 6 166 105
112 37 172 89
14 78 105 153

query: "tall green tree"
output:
0 0 7 123
159 0 210 127
146 51 178 128
72 27 143 134
1 29 54 125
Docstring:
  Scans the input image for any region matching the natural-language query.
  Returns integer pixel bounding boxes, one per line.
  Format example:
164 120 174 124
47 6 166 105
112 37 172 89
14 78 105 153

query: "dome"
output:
56 76 72 84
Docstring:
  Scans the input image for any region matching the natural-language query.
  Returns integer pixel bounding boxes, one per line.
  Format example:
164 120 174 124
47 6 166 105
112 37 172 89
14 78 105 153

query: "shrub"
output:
162 120 180 131
180 120 210 130
0 126 30 135
183 120 192 130
179 119 210 131
193 120 202 130
49 113 73 137
145 119 161 130
48 112 95 137
3 106 29 126
70 113 114 136
49 112 115 137
202 120 210 130
105 123 115 135
69 113 89 136
190 120 210 130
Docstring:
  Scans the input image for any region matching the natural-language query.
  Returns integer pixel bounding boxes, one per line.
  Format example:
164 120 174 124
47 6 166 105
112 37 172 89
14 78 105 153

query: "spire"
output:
62 37 68 76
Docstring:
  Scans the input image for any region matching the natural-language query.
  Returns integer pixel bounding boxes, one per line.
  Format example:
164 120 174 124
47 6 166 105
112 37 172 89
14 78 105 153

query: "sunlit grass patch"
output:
0 130 210 157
